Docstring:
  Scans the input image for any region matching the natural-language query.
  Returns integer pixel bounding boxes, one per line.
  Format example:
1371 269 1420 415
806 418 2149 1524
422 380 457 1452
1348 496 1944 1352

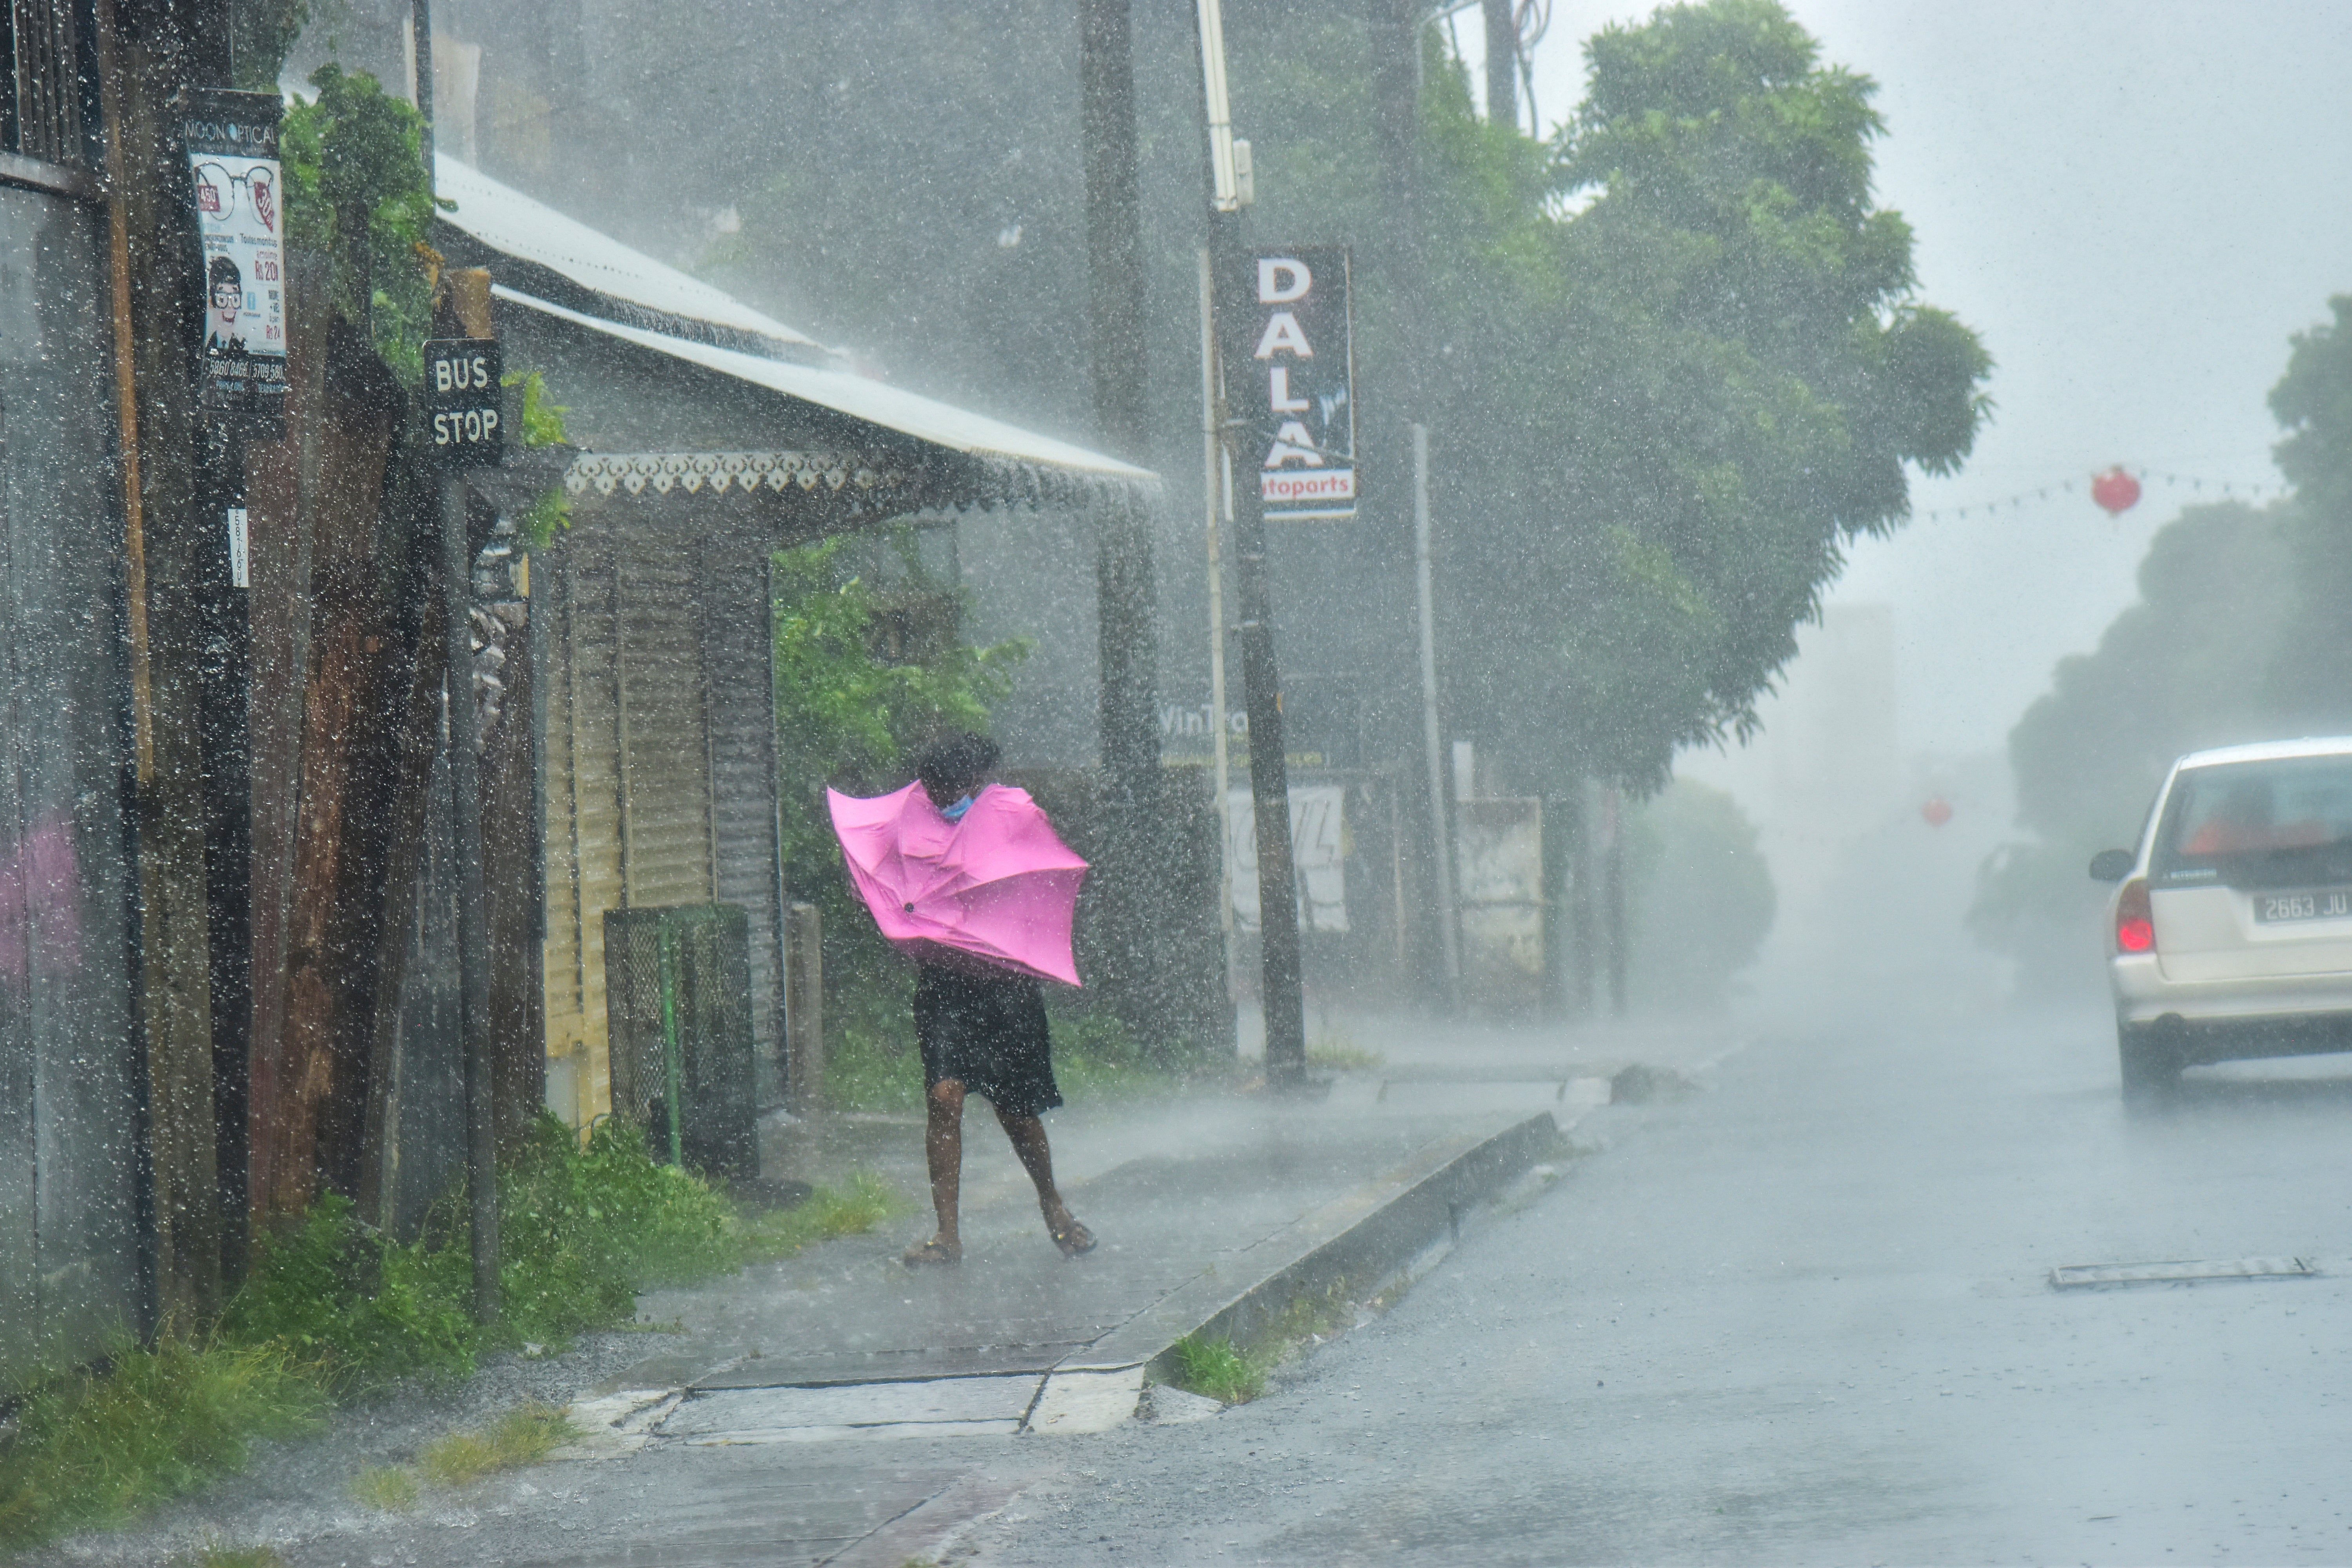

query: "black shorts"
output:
914 964 1064 1117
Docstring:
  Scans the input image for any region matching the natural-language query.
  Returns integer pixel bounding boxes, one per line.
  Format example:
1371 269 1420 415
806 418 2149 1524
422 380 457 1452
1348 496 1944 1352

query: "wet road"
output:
960 1009 2352 1565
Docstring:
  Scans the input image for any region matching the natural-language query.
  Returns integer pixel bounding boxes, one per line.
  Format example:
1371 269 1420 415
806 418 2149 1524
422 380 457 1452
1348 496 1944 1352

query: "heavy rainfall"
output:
0 0 2346 1564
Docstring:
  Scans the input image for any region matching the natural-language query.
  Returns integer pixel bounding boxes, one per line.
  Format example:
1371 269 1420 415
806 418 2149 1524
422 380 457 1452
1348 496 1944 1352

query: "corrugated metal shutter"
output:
543 519 786 1123
615 536 716 911
699 527 784 1101
542 548 627 1125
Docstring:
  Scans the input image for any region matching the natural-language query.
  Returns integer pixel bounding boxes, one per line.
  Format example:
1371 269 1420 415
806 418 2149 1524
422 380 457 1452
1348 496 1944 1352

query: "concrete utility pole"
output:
1192 0 1309 1088
1079 0 1171 1047
1482 0 1519 131
1412 425 1462 1012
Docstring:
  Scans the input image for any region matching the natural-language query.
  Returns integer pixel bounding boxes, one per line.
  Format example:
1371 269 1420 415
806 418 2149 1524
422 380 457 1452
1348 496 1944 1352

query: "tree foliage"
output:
280 64 441 381
1975 295 2352 990
1425 0 1990 788
1626 779 1775 1007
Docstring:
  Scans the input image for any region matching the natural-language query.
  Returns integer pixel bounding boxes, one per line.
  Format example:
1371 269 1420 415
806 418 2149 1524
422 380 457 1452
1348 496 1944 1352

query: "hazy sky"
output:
1466 1 2352 759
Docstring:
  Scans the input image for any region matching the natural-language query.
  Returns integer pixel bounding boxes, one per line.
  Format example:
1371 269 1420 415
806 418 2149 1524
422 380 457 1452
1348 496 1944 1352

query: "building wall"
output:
0 181 144 1376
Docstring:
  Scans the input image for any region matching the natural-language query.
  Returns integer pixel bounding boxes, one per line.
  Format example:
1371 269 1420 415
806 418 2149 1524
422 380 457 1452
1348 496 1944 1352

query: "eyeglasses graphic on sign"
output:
192 161 278 233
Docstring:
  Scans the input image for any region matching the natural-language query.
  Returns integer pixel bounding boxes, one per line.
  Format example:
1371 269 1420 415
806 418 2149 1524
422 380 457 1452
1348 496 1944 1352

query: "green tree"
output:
1971 501 2302 992
768 535 1029 1093
1975 296 2352 993
1428 0 1990 788
1626 779 1775 1008
2268 295 2352 719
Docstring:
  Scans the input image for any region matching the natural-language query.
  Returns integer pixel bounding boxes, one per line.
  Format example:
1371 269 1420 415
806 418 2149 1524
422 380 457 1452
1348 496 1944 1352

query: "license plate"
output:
2253 888 2352 923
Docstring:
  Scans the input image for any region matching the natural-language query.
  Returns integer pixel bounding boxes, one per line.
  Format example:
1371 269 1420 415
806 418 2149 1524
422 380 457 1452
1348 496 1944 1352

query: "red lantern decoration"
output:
1921 798 1953 828
2091 466 2142 515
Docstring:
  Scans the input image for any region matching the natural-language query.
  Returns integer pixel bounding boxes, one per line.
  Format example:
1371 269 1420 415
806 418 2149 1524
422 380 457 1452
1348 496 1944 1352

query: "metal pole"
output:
1194 0 1305 1087
411 0 434 168
438 265 499 1324
1207 224 1308 1089
1412 425 1461 1011
1198 246 1240 1018
443 468 498 1322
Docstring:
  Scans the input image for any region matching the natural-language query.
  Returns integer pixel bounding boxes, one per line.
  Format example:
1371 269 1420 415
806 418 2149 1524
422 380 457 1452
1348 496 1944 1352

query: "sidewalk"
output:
36 1010 1740 1568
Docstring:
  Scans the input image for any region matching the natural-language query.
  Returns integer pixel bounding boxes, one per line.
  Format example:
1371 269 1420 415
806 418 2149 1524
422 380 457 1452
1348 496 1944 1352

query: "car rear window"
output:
2154 755 2352 886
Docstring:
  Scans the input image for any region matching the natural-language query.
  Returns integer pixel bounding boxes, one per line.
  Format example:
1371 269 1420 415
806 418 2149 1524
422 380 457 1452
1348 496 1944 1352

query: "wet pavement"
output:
951 1005 2352 1564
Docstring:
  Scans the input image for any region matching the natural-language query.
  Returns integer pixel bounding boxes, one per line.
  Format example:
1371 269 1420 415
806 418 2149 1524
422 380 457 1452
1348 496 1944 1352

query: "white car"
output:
2094 737 2352 1101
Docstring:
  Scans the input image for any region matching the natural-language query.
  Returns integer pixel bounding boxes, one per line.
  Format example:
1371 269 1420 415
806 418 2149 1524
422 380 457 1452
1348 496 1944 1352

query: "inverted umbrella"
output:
828 780 1089 985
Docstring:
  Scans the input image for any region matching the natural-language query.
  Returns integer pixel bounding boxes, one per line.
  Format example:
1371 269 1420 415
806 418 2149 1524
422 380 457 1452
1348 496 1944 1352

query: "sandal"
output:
1049 1218 1098 1259
902 1238 961 1269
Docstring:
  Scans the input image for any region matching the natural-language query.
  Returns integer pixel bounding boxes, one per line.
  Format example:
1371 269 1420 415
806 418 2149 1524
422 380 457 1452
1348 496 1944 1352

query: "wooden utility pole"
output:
95 0 233 1316
1081 0 1182 1054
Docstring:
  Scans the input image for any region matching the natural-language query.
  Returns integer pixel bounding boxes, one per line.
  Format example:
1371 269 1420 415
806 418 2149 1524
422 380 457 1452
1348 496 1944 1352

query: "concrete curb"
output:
1061 1109 1561 1381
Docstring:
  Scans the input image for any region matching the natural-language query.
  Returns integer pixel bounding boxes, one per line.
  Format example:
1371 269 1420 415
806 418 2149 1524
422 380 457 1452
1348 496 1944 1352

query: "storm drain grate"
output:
2049 1256 2317 1289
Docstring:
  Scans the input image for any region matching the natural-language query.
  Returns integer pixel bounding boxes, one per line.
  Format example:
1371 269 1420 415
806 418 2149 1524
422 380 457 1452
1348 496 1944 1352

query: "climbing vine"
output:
280 64 442 383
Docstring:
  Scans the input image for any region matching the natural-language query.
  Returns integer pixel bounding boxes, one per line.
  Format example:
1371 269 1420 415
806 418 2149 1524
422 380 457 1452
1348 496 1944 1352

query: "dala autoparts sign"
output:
1233 246 1356 521
425 340 504 465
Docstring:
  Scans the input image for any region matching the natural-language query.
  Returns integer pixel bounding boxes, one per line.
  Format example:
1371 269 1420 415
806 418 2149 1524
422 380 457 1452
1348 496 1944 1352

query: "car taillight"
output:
2116 878 2155 954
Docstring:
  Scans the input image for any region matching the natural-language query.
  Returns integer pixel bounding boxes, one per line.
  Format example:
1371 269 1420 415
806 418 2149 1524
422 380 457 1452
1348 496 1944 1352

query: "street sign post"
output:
426 299 503 1323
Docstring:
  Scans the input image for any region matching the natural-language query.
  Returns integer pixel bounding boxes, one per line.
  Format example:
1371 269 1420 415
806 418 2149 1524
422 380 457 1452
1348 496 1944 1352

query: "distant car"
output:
2094 737 2352 1100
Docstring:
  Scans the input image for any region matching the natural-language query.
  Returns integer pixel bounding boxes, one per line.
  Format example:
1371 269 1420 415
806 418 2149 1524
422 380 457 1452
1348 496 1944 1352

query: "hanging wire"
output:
1915 465 2284 524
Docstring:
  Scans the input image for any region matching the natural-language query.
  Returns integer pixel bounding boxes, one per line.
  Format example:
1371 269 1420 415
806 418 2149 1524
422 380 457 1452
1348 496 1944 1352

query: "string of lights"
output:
1915 465 2286 524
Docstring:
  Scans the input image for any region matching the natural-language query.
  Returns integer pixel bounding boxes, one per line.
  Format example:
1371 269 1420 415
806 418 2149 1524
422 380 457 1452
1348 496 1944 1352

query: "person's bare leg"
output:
906 1079 965 1265
994 1104 1094 1254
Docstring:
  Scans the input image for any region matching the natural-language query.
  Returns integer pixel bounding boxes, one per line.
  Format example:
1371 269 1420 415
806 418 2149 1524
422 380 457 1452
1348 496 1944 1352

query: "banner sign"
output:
1233 245 1356 521
183 90 287 428
425 339 505 465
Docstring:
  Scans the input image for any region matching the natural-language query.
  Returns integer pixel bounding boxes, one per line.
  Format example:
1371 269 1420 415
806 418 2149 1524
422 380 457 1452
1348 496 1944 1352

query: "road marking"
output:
2049 1256 2317 1288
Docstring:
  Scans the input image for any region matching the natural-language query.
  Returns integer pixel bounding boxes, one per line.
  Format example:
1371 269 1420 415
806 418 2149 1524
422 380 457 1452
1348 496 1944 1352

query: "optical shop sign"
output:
1234 246 1357 520
183 90 287 427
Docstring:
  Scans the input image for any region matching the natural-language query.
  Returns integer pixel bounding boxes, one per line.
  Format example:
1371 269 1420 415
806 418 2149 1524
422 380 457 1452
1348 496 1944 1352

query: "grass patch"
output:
350 1464 419 1511
1163 1335 1264 1405
417 1402 577 1488
1307 1038 1384 1072
1162 1281 1362 1408
0 1335 321 1550
737 1172 900 1264
0 1114 842 1551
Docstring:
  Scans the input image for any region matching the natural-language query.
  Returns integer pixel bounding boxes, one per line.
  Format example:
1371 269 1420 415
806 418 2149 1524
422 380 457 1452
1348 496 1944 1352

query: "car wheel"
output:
2118 1022 2181 1105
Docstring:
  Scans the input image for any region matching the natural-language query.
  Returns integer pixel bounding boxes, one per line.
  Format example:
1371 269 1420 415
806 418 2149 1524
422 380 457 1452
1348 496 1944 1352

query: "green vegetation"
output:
0 1116 895 1551
1976 297 2352 990
1163 1282 1360 1407
503 368 575 545
280 65 443 382
417 1403 579 1488
0 1335 321 1549
1164 1336 1263 1406
769 532 1034 1096
350 1464 420 1512
737 1174 902 1264
1408 2 1991 787
1626 780 1776 1008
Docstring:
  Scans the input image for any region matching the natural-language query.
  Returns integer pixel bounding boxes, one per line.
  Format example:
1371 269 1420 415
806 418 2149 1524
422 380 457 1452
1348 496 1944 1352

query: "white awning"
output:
435 154 825 356
496 285 1152 483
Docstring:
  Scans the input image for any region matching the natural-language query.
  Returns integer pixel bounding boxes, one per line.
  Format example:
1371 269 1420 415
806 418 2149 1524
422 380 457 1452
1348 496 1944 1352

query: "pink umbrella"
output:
828 780 1088 986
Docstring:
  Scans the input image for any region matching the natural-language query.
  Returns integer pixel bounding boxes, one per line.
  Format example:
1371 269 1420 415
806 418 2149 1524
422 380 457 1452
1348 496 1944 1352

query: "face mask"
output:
941 794 974 822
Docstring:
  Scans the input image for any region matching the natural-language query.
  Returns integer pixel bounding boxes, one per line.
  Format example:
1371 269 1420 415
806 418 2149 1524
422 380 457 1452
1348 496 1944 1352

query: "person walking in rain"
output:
886 733 1095 1267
